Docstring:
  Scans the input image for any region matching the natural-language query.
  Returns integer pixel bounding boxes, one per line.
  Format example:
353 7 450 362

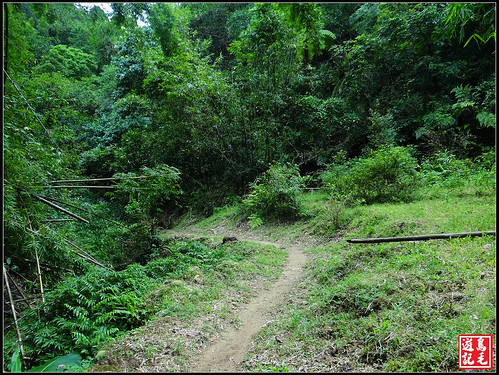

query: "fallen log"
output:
347 231 496 244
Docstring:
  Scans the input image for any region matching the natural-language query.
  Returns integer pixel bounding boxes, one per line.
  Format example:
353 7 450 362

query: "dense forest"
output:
3 2 496 372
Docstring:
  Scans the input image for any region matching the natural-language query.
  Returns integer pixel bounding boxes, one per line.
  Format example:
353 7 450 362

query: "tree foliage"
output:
2 2 495 371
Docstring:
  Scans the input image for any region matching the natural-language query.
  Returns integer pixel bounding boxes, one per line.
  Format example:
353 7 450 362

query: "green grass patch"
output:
88 239 287 371
243 190 495 372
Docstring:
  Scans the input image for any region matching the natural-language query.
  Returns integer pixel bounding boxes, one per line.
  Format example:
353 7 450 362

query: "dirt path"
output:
187 239 308 372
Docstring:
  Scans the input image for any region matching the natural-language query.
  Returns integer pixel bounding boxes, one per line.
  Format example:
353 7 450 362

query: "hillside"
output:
86 185 495 372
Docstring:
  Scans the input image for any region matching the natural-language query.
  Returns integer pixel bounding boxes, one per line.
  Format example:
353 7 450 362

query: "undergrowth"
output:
6 147 495 372
12 238 286 372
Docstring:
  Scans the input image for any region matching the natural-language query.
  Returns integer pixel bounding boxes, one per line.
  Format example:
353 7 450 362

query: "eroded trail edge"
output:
188 240 308 372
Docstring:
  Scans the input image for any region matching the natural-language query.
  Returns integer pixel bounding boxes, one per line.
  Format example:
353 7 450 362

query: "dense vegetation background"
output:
2 2 495 371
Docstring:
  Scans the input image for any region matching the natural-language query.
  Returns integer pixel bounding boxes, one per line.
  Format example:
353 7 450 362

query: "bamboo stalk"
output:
63 239 95 260
4 69 51 137
11 185 88 224
10 269 32 283
11 260 73 274
25 211 45 303
32 195 89 223
50 176 150 183
347 231 496 244
68 248 114 271
25 226 113 271
42 219 75 222
63 238 114 272
33 247 45 303
3 265 25 364
45 185 117 189
38 195 134 231
6 272 33 309
14 296 43 303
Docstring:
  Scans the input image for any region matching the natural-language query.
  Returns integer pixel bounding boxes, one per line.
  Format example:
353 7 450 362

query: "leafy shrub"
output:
21 266 155 362
33 45 98 79
309 199 347 237
419 150 473 188
243 162 306 222
110 164 182 222
419 148 495 196
321 146 419 204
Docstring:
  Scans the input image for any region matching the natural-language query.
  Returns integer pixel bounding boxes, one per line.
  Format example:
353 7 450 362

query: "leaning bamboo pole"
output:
44 185 117 189
32 195 89 223
347 231 496 244
38 195 137 231
3 264 25 365
25 211 45 302
50 176 149 183
25 227 113 272
7 184 89 224
62 238 114 272
42 219 75 223
6 272 33 309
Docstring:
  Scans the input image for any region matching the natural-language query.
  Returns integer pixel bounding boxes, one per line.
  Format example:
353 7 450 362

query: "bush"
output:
321 146 419 204
419 150 473 188
419 148 495 196
243 162 306 224
21 266 154 362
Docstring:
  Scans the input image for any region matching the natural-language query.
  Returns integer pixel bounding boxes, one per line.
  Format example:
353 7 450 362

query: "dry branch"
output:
347 231 496 244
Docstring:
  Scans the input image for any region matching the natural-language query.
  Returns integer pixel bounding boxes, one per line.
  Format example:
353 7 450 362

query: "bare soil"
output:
188 240 307 372
89 226 312 373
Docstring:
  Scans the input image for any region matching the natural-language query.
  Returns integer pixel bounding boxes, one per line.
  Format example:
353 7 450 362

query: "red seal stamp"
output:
458 335 493 369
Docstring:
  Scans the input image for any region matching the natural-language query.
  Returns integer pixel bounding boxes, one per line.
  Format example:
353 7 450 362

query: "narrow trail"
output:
186 237 308 373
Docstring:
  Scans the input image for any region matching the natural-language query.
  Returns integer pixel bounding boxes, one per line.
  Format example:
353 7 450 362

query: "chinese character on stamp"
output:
459 335 493 370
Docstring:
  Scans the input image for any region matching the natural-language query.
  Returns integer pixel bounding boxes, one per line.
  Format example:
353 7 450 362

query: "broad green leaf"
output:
27 353 82 372
10 347 22 372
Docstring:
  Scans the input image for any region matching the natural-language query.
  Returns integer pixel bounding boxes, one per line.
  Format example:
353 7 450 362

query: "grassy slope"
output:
88 239 287 372
177 188 495 372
